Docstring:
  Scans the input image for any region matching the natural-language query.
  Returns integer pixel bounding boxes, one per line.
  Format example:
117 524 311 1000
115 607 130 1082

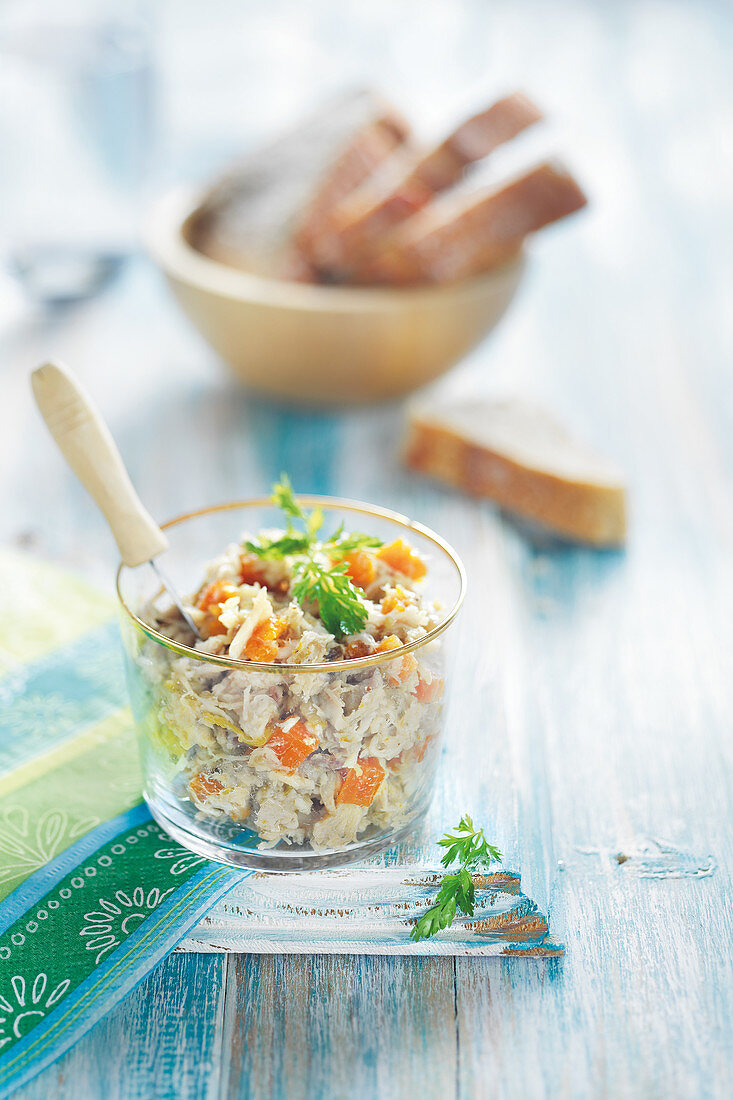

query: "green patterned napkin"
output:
0 551 241 1097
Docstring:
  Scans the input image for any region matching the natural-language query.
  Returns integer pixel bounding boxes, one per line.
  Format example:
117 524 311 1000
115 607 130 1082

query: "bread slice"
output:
303 93 543 276
405 398 627 546
187 89 410 280
294 114 410 265
356 159 587 286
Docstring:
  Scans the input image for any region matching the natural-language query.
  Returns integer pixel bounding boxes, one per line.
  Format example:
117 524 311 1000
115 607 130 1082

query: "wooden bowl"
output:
146 189 526 405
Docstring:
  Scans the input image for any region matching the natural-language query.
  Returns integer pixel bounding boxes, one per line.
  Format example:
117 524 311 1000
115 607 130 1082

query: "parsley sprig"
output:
438 816 502 870
291 559 367 639
411 816 502 942
245 476 383 638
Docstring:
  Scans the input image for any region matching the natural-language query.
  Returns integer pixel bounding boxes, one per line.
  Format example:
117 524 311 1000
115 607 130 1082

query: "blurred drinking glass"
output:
0 0 153 304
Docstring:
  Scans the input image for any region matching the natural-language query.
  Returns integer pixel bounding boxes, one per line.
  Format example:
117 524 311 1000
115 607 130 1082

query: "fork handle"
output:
31 361 168 567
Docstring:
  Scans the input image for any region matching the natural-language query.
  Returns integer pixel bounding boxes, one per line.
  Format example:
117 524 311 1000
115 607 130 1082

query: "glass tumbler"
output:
0 0 153 302
117 498 465 871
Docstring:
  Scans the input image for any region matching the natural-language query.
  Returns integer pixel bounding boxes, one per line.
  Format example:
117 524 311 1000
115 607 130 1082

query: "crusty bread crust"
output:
189 90 410 280
304 92 544 277
358 160 587 286
294 110 411 264
405 404 626 547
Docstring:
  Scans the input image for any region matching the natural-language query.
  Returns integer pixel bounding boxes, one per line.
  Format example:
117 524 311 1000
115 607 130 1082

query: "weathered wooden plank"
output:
14 953 228 1100
221 954 457 1100
448 3 733 1090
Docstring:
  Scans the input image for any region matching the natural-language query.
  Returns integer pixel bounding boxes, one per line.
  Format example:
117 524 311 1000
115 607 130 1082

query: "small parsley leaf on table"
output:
411 817 502 942
438 814 503 869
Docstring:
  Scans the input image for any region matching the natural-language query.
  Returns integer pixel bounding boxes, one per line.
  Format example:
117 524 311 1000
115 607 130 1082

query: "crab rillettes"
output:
128 499 449 854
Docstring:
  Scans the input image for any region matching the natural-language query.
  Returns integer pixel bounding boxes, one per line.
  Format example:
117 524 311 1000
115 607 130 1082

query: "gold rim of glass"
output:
116 496 467 674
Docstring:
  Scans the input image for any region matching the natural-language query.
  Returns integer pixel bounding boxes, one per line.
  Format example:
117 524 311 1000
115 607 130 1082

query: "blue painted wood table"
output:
0 0 731 1096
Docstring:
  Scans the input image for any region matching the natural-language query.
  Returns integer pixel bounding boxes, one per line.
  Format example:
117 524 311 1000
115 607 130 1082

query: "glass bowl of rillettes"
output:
117 497 465 871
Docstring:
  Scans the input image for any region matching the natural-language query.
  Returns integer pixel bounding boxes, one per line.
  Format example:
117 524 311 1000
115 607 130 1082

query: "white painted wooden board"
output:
2 0 732 1096
179 866 562 956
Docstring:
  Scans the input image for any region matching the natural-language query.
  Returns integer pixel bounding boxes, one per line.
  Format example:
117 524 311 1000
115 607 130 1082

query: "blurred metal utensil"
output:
9 246 126 305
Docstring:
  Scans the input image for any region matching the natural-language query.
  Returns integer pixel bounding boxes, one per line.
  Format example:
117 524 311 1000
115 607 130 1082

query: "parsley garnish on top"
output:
245 476 383 638
411 816 502 941
290 558 368 639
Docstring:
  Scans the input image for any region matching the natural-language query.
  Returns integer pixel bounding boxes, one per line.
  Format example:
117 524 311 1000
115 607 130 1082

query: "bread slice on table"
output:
302 92 544 276
187 89 410 280
405 398 627 547
355 159 587 286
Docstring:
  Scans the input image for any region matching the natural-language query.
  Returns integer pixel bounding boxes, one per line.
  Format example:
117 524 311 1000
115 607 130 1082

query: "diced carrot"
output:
344 550 377 589
337 758 385 806
381 586 408 614
238 556 265 585
196 581 239 613
195 581 239 637
190 773 223 800
375 635 417 684
377 538 427 581
245 638 277 662
413 676 444 703
415 735 436 762
387 734 434 771
266 718 319 771
395 653 418 684
239 555 289 594
244 616 286 662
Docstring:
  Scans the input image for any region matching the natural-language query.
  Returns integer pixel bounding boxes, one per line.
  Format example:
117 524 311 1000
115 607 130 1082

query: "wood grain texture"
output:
222 955 457 1100
2 0 732 1096
14 954 228 1100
